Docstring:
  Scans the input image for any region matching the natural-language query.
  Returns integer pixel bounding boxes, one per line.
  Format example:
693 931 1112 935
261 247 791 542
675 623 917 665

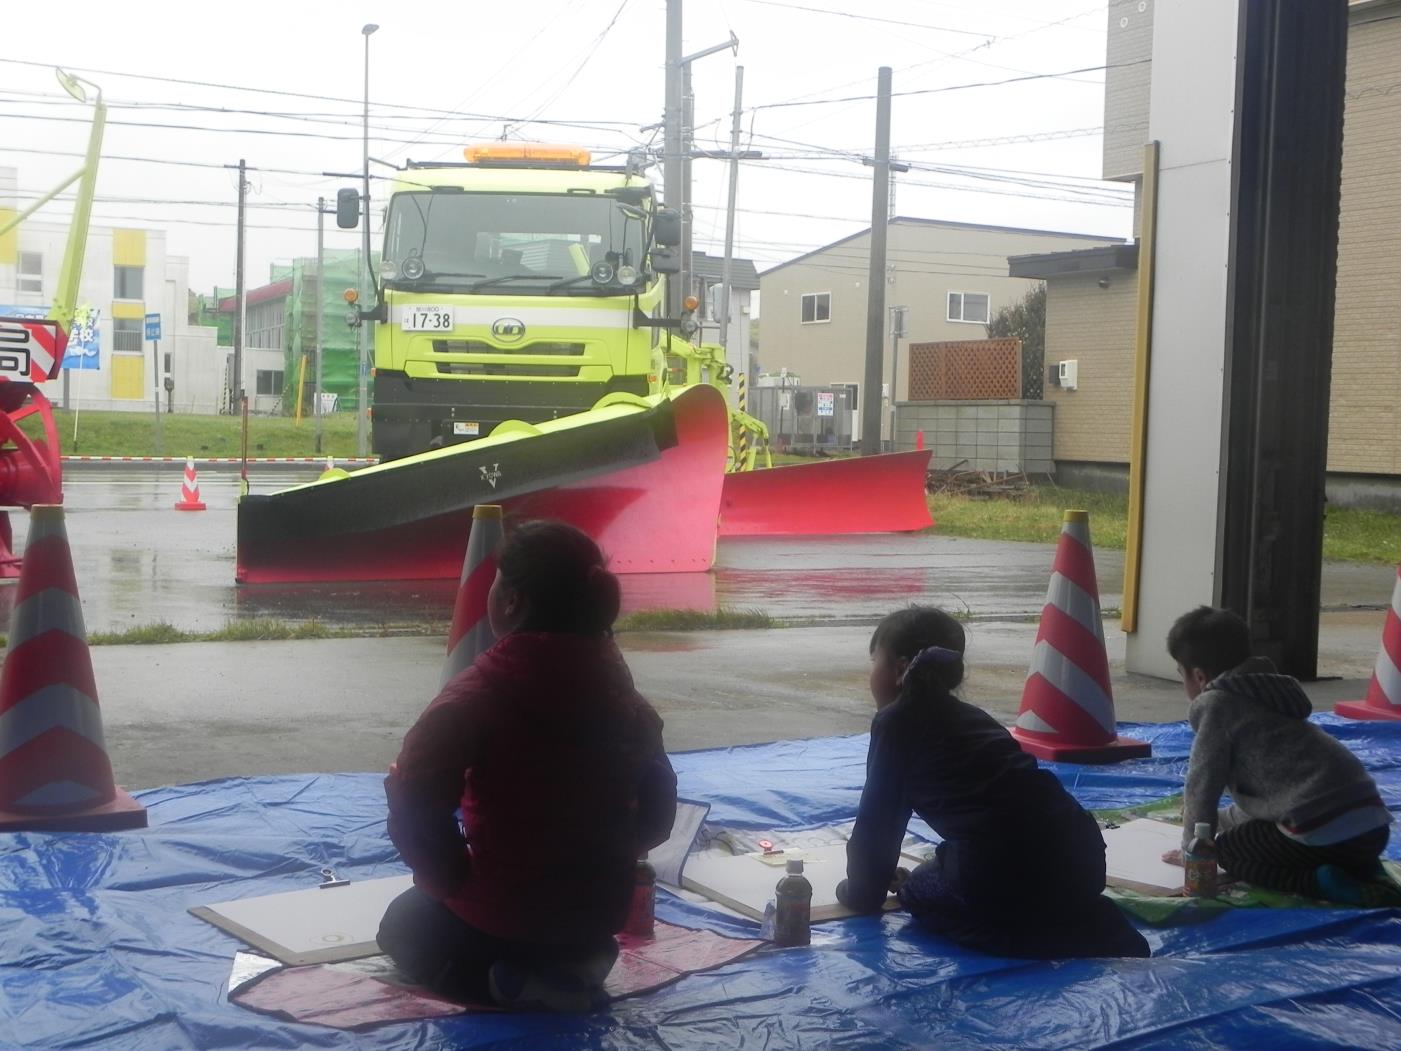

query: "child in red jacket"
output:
378 520 677 1010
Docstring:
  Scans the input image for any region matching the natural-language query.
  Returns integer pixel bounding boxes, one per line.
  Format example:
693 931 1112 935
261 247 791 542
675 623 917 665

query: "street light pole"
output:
358 22 378 458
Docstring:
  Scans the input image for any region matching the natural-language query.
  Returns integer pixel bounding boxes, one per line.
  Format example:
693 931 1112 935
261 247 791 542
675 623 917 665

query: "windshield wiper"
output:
466 273 564 292
547 273 615 293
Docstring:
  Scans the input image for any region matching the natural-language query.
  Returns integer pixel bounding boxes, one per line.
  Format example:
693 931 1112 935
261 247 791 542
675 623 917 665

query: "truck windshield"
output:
382 191 646 295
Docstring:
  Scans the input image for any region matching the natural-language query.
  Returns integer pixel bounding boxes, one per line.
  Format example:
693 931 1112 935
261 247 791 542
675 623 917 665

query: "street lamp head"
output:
55 67 87 104
362 23 379 35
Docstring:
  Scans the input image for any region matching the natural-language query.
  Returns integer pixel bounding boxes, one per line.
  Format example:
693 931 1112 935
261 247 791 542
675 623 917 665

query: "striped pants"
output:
1216 820 1389 896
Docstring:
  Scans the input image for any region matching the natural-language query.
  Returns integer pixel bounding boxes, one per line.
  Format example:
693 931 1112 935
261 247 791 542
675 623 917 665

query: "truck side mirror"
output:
650 247 681 275
336 187 361 230
652 208 682 248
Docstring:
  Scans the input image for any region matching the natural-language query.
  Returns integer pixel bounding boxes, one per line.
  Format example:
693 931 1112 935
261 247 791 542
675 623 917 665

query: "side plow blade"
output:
718 450 933 537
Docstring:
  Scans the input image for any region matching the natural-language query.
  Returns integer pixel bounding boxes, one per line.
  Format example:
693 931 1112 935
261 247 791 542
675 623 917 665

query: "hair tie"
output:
908 645 962 672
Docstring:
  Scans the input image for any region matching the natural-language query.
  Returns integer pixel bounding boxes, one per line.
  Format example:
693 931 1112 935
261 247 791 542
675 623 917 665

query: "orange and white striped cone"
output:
1011 509 1151 764
440 505 504 687
174 457 207 511
0 506 146 831
1335 564 1401 721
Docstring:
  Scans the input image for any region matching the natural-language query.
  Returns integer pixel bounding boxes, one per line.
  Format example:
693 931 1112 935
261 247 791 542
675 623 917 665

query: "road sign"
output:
145 313 161 341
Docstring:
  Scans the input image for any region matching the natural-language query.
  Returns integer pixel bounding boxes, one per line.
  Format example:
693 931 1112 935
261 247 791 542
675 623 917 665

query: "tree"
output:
986 282 1046 398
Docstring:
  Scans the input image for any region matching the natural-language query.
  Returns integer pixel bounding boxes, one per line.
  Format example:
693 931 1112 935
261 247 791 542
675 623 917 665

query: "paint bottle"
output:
773 859 812 947
624 854 656 938
1183 822 1219 899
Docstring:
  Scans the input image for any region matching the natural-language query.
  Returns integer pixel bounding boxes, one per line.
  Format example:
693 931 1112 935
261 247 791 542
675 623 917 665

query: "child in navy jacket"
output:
837 606 1148 959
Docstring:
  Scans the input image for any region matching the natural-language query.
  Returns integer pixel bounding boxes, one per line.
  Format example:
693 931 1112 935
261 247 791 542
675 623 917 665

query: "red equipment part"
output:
0 320 65 513
718 450 934 537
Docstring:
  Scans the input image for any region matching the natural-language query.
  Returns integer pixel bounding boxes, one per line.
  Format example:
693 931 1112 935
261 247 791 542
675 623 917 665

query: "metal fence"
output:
749 383 857 452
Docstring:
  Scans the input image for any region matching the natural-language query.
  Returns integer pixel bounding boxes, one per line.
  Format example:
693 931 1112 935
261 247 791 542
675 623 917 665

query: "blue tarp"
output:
3 715 1401 1049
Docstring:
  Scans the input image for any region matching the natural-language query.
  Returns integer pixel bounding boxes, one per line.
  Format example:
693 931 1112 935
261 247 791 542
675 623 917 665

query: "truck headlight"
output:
400 256 426 280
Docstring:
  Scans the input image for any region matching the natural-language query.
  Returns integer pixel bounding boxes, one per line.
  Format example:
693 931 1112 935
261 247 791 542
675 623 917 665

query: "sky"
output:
0 0 1134 300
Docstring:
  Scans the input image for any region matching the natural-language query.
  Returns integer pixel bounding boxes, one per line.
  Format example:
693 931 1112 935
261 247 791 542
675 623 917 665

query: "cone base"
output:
174 501 207 512
0 788 148 833
1333 699 1401 722
1012 728 1151 765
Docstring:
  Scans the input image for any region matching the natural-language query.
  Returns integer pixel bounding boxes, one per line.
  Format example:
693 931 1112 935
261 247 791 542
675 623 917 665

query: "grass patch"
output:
88 622 191 645
23 408 362 458
928 485 1401 566
928 487 1129 549
83 618 355 646
1323 507 1401 566
614 608 775 632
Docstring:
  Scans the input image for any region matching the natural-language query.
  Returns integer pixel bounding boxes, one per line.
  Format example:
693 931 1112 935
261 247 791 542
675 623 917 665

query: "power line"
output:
751 61 1148 112
735 0 994 39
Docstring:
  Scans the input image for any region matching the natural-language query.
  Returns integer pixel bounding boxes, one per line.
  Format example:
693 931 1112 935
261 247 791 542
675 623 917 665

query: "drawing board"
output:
191 875 413 965
681 842 922 922
1103 819 1187 896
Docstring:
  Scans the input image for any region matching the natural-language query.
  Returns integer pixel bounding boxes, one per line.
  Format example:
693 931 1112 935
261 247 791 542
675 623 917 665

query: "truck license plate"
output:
403 306 455 332
453 422 480 436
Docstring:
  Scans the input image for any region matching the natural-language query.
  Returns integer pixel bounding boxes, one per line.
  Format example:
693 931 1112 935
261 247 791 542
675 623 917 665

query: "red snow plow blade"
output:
718 450 933 536
236 384 729 584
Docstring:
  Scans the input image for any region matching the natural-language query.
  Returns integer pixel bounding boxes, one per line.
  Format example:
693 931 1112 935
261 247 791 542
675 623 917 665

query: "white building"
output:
0 165 222 414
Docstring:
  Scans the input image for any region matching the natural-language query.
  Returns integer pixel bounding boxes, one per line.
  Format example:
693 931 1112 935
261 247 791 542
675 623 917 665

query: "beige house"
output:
1023 0 1401 503
758 217 1119 439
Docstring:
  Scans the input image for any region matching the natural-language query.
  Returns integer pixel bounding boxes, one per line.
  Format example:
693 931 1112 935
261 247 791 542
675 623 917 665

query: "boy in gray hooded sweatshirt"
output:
1169 606 1400 905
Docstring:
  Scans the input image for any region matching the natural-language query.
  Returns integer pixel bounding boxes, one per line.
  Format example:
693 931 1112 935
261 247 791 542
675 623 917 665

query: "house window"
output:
113 318 143 353
248 299 285 351
256 369 284 396
163 352 172 373
947 291 990 324
18 252 42 294
114 265 145 300
800 292 831 324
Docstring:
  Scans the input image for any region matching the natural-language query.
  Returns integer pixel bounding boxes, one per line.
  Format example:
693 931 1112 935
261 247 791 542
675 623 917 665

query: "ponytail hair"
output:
495 520 621 636
869 605 967 694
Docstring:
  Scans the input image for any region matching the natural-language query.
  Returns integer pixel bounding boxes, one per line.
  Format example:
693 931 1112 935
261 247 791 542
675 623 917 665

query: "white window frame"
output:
256 369 284 396
947 290 990 325
112 318 143 353
18 251 42 294
800 291 831 325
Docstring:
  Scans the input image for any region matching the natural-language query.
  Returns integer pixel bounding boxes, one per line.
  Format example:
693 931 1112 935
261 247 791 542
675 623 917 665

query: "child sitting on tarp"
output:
1168 605 1401 905
836 605 1149 959
378 520 678 1010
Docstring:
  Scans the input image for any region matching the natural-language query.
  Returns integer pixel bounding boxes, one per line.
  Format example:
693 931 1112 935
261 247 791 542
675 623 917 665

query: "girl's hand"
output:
1161 849 1183 867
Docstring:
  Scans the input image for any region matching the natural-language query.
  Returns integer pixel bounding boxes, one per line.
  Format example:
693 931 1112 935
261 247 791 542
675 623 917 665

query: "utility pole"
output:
680 63 694 313
664 0 683 316
358 25 378 458
315 196 327 455
860 69 894 456
889 305 907 447
233 157 247 415
718 66 744 365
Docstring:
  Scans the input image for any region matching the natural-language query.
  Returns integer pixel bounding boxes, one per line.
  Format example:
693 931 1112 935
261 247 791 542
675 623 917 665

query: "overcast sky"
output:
0 0 1132 297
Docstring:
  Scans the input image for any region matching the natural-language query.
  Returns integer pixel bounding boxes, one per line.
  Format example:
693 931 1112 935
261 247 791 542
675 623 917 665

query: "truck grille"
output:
431 340 586 357
435 362 581 377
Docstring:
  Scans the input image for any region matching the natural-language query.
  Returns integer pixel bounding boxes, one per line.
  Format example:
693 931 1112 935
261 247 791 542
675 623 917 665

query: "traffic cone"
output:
1011 509 1150 763
0 505 146 831
1335 564 1401 721
440 505 504 687
174 457 206 511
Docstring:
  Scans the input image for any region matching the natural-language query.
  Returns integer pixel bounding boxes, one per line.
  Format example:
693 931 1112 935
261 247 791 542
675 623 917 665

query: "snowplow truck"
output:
339 144 711 463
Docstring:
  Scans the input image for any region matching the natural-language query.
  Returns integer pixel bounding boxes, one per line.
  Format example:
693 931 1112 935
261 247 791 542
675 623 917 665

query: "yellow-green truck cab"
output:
362 146 680 461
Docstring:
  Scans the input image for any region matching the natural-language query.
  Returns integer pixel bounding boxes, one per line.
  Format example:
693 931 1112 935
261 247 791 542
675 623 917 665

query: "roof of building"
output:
217 277 293 313
1007 242 1140 280
758 216 1123 278
691 251 760 290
